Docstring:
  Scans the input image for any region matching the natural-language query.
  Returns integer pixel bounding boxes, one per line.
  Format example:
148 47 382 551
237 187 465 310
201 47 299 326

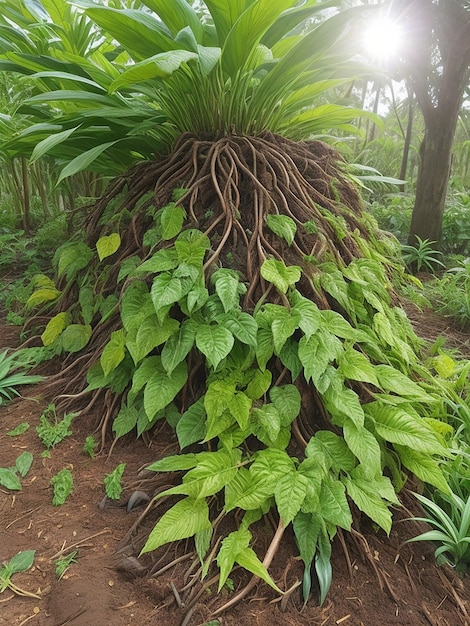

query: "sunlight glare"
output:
363 18 403 62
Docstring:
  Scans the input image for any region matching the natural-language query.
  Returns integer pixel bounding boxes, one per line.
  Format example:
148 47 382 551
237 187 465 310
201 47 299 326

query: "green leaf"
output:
322 383 365 428
291 292 321 340
96 233 121 261
161 204 186 240
342 421 381 478
195 324 234 370
315 524 333 606
255 328 274 370
394 446 449 492
319 477 352 530
144 360 188 421
121 282 153 332
104 463 126 500
112 405 139 439
236 546 282 592
127 314 179 364
306 430 356 474
271 308 300 354
367 403 445 454
344 476 393 534
217 527 251 591
136 249 179 274
54 242 93 281
26 286 61 309
176 398 207 449
224 466 272 512
374 365 435 402
270 384 301 425
139 0 203 39
61 324 92 353
0 468 21 491
148 453 199 472
338 347 379 386
7 422 30 436
15 452 33 478
227 391 252 430
245 369 272 400
151 273 183 312
41 312 69 347
251 405 281 443
58 141 117 183
266 214 297 246
110 50 198 91
31 126 78 163
260 259 301 294
212 269 241 313
293 510 321 567
216 310 258 347
101 329 126 377
141 497 211 554
9 550 35 574
161 320 196 375
275 471 308 525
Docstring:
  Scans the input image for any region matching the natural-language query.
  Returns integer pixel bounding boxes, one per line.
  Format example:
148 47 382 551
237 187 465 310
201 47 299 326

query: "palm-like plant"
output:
0 0 456 616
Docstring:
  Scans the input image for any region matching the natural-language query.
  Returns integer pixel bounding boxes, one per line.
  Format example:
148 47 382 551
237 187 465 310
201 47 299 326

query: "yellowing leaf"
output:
41 312 69 346
96 233 121 261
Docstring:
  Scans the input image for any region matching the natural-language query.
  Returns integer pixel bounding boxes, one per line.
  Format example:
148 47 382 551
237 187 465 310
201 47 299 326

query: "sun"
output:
363 17 404 62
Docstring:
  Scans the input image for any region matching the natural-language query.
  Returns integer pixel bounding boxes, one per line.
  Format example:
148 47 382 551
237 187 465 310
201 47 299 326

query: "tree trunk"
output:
399 91 414 188
408 110 457 245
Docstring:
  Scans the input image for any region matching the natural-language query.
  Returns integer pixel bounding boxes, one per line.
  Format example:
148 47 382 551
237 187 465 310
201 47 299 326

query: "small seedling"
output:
402 237 446 273
0 550 39 598
36 404 78 448
7 422 30 436
50 468 73 506
83 435 98 458
55 551 78 580
104 463 126 500
0 452 34 491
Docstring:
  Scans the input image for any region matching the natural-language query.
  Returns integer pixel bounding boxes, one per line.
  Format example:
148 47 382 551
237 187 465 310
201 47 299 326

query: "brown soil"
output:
1 304 469 626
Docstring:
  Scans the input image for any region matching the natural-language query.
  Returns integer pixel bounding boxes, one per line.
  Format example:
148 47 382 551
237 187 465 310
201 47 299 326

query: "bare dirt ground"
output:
1 304 470 626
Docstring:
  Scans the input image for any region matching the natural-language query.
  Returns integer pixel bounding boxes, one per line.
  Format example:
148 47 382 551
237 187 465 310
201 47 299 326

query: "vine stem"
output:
211 518 286 617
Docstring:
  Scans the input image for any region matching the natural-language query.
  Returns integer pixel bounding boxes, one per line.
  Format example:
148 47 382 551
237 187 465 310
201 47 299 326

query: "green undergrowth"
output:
26 191 469 604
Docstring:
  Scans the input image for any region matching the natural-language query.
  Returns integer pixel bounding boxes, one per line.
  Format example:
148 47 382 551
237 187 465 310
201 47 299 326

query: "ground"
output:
1 304 470 626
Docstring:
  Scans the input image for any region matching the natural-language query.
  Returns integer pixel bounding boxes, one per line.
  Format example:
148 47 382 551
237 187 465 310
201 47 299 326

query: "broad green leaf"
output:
58 142 117 183
293 510 321 567
136 249 179 274
140 0 203 40
96 233 121 261
275 471 308 525
322 384 365 428
338 347 379 386
0 468 22 491
61 324 92 353
162 448 242 499
216 310 258 347
306 430 356 474
236 547 281 592
144 360 188 420
141 497 211 554
54 241 94 281
342 421 381 478
255 328 274 370
251 405 281 443
270 384 301 425
367 403 445 454
204 380 236 422
112 405 139 439
212 269 241 313
298 334 330 385
395 446 449 493
245 369 272 400
319 477 352 530
41 312 69 346
15 452 33 478
9 550 35 574
161 320 196 375
101 329 126 377
195 324 234 370
344 476 393 534
224 466 272 512
271 308 300 354
227 391 252 430
279 338 302 380
266 214 297 245
161 204 186 240
121 281 153 332
260 259 301 294
176 398 207 449
148 453 199 472
217 527 251 591
151 273 183 314
127 314 179 364
374 365 435 402
110 50 198 91
291 291 321 340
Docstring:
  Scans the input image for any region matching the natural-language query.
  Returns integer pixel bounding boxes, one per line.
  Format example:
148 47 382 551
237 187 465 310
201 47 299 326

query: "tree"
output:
0 0 458 615
392 0 470 246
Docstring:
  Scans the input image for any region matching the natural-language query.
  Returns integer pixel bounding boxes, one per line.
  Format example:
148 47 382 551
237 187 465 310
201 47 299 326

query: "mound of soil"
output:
1 305 469 626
